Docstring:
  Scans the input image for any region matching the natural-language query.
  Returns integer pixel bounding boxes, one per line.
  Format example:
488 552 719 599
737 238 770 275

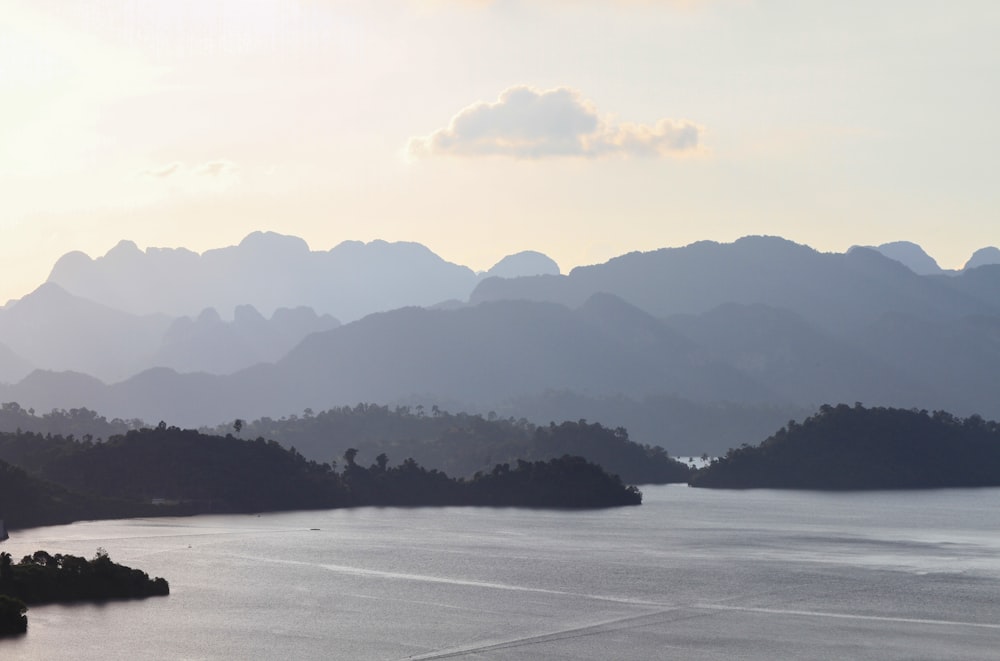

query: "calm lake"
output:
3 484 1000 660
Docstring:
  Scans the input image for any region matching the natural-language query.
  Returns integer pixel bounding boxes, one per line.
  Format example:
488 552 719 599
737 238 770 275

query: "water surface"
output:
2 485 999 660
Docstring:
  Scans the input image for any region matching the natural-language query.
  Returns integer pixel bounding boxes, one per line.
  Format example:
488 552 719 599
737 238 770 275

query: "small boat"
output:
0 519 8 542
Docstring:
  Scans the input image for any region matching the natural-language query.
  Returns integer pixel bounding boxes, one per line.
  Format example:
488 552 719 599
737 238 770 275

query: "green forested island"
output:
0 422 642 532
0 549 168 636
692 404 1000 490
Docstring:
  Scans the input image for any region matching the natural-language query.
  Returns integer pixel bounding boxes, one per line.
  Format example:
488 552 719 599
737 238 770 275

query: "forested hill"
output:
0 402 690 485
691 404 1000 490
0 402 141 440
204 405 692 484
0 459 109 529
0 425 642 530
0 426 343 515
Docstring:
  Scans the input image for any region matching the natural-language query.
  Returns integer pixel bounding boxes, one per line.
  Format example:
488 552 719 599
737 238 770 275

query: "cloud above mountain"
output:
141 160 237 179
408 86 703 159
142 162 183 178
137 160 240 195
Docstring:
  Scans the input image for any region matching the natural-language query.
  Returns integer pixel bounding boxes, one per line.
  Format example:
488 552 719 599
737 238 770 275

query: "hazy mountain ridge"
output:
0 283 172 383
0 340 32 385
965 247 1000 271
46 231 562 323
1 233 998 454
0 291 993 451
152 304 340 375
865 241 1000 275
661 303 943 408
0 284 342 383
0 296 774 430
864 241 945 275
472 236 998 332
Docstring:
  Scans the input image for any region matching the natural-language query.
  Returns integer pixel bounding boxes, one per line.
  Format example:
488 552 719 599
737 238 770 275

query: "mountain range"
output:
0 231 998 455
44 231 560 322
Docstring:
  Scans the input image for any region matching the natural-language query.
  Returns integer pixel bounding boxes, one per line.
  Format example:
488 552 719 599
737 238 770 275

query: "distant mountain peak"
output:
486 251 560 279
42 232 479 321
233 304 267 325
196 308 223 325
12 282 102 312
109 239 142 253
965 247 1000 270
860 241 944 275
238 231 310 255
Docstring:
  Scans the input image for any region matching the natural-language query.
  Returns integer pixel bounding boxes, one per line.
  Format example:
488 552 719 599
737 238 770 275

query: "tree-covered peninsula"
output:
0 549 168 636
691 403 1000 490
0 424 642 531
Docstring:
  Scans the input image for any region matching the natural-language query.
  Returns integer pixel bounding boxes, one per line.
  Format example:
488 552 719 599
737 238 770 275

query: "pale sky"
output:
2 0 998 303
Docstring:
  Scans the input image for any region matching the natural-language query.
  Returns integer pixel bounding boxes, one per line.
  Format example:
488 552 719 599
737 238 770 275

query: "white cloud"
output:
142 162 182 178
193 160 237 177
137 160 240 197
408 86 703 159
141 160 237 180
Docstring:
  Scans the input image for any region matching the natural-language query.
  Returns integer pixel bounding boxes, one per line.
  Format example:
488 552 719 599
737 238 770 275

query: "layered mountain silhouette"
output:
0 233 997 455
152 304 340 375
661 303 942 408
0 283 340 383
471 236 995 333
0 283 172 383
484 250 560 279
0 340 32 385
46 231 561 323
866 241 945 275
867 241 1000 275
966 247 1000 270
0 296 773 431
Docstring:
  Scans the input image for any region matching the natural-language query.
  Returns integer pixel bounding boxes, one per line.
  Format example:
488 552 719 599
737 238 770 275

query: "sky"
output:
2 0 998 303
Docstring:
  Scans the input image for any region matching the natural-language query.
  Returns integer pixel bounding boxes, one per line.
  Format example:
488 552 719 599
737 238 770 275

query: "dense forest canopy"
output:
0 401 690 485
0 402 142 440
204 403 691 484
0 423 643 532
0 549 168 636
0 458 136 530
691 403 1000 490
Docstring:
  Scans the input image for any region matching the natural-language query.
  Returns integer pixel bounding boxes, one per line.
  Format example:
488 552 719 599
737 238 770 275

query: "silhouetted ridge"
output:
866 241 944 275
0 284 172 382
472 235 994 334
0 426 642 522
204 406 692 485
691 404 1000 490
45 233 480 321
965 246 1000 270
486 250 560 278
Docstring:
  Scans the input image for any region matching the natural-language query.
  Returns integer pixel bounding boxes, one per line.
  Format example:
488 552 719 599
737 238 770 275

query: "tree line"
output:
691 403 1000 490
0 548 168 636
0 424 643 533
206 403 691 484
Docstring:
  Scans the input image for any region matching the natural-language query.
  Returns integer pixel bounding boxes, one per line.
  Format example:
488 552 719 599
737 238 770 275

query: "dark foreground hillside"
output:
0 426 641 530
691 404 1000 490
0 459 150 530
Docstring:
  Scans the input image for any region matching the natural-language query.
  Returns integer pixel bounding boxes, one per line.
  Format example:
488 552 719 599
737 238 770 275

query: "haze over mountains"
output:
44 231 560 322
0 231 998 455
